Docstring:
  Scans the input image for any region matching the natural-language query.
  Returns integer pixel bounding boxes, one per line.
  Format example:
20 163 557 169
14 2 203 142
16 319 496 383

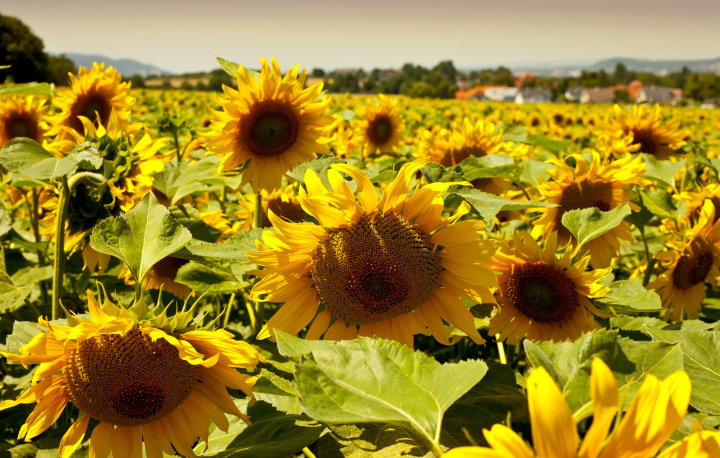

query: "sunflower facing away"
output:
648 199 720 321
0 291 263 458
47 62 135 143
0 95 48 148
532 152 650 268
248 158 498 348
234 185 306 230
444 357 720 458
205 57 334 192
488 231 612 344
608 104 686 160
355 94 405 155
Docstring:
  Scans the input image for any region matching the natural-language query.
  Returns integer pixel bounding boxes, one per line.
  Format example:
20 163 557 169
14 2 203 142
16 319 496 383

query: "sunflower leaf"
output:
525 328 683 421
174 261 246 293
639 189 687 220
561 203 631 249
217 57 261 82
0 82 53 97
446 188 555 230
89 192 192 284
595 280 662 313
172 227 266 264
458 155 521 181
645 329 720 416
0 138 78 182
642 154 686 187
276 331 488 447
501 124 528 143
288 157 347 191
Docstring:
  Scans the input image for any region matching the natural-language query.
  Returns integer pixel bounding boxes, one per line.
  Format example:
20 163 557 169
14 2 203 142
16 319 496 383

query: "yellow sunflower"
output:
676 183 720 224
119 257 192 299
248 158 498 348
444 358 720 458
488 231 611 344
532 152 650 268
48 62 135 142
0 95 48 148
647 199 720 321
355 94 405 155
0 291 263 458
608 104 686 160
418 117 511 195
204 57 333 192
234 185 306 230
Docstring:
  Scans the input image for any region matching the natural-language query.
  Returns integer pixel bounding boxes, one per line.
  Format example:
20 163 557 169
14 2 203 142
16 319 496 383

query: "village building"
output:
515 88 553 104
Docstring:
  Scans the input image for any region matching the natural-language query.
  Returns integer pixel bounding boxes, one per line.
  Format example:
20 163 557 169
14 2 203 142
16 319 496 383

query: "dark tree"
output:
0 14 50 83
47 54 76 86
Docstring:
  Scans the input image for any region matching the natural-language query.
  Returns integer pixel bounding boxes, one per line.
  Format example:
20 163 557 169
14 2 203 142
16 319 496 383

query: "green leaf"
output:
421 162 465 184
525 134 572 155
367 169 396 184
561 204 631 248
10 265 53 287
216 57 261 82
252 369 302 414
0 138 78 181
624 193 655 228
89 192 192 283
447 188 555 230
646 329 720 415
642 154 686 187
196 401 324 457
174 262 245 293
501 125 527 143
639 189 686 220
4 321 46 361
0 82 52 98
169 204 222 243
519 159 554 185
595 280 662 313
174 227 265 264
276 332 488 447
0 283 33 313
287 157 347 191
0 204 12 238
459 155 521 181
524 329 683 420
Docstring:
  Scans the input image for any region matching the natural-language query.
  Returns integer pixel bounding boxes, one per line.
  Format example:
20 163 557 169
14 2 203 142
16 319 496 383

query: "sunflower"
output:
355 94 405 155
234 185 306 230
119 257 192 299
532 152 650 268
0 95 48 148
647 199 720 321
418 117 511 194
204 57 333 192
443 358 720 458
0 291 263 458
488 231 612 344
676 183 720 224
48 63 135 143
248 158 498 348
608 104 686 160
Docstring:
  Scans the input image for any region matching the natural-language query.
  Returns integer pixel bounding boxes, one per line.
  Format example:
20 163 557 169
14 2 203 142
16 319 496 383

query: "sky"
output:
4 0 720 74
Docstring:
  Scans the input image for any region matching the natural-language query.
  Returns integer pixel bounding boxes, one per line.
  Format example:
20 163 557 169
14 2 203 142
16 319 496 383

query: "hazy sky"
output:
5 0 720 74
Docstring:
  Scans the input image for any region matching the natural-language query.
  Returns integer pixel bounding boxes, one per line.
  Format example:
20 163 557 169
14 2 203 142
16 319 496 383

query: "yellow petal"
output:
578 358 618 458
59 413 90 458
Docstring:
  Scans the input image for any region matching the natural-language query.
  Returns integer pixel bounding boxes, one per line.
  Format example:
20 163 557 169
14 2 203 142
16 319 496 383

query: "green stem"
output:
254 190 262 229
301 447 317 458
514 179 532 201
52 176 70 321
495 334 507 364
639 226 655 287
30 188 49 306
223 293 235 328
173 130 182 163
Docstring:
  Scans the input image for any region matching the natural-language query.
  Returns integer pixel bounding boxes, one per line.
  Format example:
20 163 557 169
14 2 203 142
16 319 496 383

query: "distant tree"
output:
180 80 193 90
614 89 630 103
195 81 206 91
404 81 436 98
47 54 76 86
311 68 325 78
161 80 172 88
0 14 50 83
614 63 629 84
128 75 145 88
208 68 231 91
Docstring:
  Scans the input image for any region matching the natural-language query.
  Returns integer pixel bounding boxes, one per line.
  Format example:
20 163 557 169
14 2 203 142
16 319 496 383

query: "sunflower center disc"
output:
631 130 658 156
242 100 299 156
508 263 579 324
8 118 32 139
555 178 613 239
310 211 442 325
71 93 109 132
673 238 714 290
64 328 199 427
368 115 393 146
441 146 487 167
262 196 305 227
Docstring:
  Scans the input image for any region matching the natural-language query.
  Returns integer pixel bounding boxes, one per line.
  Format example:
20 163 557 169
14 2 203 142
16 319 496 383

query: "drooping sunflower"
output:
47 63 135 143
647 199 720 321
355 94 405 155
204 57 333 192
234 185 306 230
248 158 498 348
532 152 650 268
0 95 48 148
418 117 511 194
488 231 612 344
608 104 686 160
0 291 263 458
444 358 720 458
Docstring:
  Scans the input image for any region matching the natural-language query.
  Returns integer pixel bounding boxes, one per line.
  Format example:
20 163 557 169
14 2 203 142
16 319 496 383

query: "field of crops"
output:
1 58 720 457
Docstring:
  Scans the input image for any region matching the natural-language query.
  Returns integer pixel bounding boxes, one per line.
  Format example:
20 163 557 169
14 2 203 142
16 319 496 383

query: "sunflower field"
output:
0 57 720 458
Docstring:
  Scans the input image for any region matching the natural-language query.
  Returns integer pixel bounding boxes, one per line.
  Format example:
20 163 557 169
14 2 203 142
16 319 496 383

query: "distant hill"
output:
57 53 171 78
587 57 720 74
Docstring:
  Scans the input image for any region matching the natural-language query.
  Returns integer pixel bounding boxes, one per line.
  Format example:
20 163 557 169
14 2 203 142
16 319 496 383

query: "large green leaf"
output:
447 188 555 230
646 329 720 415
89 192 192 283
524 329 683 420
196 401 324 457
595 280 662 313
0 82 53 98
458 155 521 181
0 138 78 181
561 204 631 249
287 157 347 191
501 125 527 143
642 154 686 187
276 332 487 448
174 262 245 293
524 134 572 155
169 204 222 243
639 189 687 220
173 228 265 264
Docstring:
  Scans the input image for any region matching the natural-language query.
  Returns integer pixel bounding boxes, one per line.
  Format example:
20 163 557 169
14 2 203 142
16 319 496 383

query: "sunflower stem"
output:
223 293 236 328
254 190 262 229
52 175 70 321
301 447 317 458
639 225 655 287
30 188 49 306
514 179 532 201
495 334 507 364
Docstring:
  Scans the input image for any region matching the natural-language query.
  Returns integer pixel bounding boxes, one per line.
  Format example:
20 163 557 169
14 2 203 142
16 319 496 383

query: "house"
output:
635 86 673 104
564 86 584 102
700 98 717 109
484 87 519 101
580 87 616 104
515 88 553 104
626 80 643 101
